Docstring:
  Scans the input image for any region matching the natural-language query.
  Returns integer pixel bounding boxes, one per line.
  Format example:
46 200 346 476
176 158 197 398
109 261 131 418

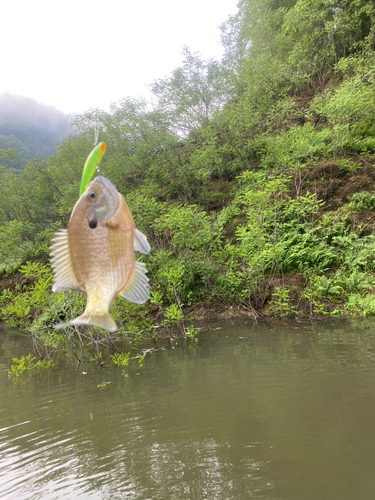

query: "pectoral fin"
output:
120 262 150 304
50 229 83 293
134 228 151 255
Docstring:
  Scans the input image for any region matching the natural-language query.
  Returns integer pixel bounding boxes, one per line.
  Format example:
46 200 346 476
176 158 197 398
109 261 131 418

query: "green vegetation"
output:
8 354 55 379
3 0 375 358
97 381 110 389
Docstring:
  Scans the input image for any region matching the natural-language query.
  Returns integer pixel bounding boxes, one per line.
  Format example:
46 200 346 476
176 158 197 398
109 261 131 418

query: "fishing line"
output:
93 113 100 146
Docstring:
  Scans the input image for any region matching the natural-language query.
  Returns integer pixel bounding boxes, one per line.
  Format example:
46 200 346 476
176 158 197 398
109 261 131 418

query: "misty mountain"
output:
0 93 73 160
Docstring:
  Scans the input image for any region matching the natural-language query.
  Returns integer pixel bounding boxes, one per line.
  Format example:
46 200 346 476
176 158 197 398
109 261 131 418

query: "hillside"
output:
0 93 72 161
2 0 375 346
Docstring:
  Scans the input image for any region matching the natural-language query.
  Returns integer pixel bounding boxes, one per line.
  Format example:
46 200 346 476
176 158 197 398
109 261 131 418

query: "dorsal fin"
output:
134 228 151 255
120 262 150 304
50 229 83 293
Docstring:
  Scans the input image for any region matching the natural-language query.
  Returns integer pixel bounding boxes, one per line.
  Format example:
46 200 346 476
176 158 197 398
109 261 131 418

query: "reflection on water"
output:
1 319 375 499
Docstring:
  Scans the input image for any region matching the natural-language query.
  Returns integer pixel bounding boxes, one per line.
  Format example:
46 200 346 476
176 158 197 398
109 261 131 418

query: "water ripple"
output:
1 321 375 499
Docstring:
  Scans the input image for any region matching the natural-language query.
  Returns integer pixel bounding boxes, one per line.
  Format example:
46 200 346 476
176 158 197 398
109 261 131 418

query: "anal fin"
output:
120 262 150 304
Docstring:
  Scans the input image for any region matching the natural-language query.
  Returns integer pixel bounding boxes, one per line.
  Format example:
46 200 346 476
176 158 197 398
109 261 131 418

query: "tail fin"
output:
53 312 117 333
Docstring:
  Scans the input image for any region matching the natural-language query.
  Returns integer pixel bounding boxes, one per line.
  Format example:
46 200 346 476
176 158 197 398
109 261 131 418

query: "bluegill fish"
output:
50 176 150 332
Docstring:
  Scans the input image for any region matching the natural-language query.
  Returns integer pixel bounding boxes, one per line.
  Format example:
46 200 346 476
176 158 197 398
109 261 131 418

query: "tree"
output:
150 47 232 135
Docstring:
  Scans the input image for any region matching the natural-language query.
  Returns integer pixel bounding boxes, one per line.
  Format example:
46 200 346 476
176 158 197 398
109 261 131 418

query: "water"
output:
1 319 375 499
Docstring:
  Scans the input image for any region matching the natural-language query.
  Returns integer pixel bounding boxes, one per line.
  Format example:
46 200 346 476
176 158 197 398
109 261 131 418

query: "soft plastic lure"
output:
80 142 107 195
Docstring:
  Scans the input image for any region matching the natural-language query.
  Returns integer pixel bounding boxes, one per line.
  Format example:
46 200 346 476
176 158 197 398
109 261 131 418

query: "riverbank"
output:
0 258 372 338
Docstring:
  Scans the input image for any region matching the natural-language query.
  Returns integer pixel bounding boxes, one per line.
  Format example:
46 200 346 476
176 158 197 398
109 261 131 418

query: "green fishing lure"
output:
80 142 107 195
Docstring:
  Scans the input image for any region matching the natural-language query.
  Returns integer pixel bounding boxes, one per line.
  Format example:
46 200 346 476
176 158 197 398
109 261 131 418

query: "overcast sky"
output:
2 0 239 115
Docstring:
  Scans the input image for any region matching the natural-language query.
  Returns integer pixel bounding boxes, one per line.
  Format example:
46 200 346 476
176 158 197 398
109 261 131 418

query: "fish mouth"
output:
88 218 98 229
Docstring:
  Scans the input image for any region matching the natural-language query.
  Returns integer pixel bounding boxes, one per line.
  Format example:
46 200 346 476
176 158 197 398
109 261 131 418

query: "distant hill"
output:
0 93 73 161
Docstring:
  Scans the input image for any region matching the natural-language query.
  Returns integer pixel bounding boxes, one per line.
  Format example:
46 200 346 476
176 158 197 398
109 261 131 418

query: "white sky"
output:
1 0 239 115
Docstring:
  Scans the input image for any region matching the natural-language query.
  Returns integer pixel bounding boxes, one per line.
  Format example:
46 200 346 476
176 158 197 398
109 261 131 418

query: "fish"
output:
50 176 150 333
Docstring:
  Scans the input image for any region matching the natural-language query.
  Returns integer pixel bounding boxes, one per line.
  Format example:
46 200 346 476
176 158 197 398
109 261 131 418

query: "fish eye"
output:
88 191 96 200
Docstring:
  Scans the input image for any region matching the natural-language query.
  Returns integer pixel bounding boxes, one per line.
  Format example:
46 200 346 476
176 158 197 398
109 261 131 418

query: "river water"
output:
0 319 375 499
